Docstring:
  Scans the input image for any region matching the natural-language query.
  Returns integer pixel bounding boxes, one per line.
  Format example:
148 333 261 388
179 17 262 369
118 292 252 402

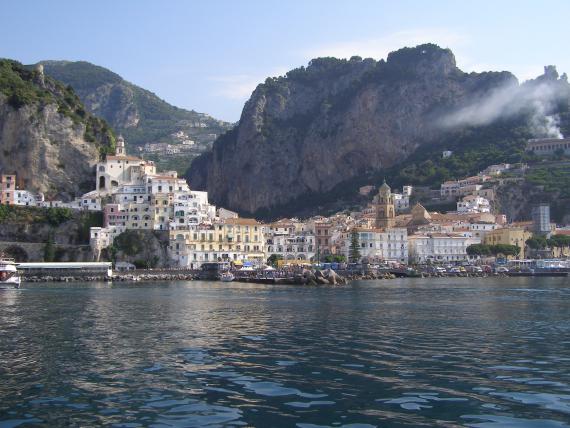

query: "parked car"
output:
495 266 509 273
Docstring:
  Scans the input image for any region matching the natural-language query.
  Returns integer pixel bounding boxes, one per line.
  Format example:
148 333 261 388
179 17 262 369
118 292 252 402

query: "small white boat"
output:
220 272 234 282
0 258 21 289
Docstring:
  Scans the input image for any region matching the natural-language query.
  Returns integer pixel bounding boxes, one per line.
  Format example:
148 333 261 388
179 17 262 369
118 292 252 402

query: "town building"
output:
526 138 570 156
408 233 478 264
342 227 409 264
374 180 396 229
483 227 532 259
169 218 266 269
0 174 16 205
457 195 491 214
96 136 156 194
314 221 333 257
393 192 410 213
266 231 315 263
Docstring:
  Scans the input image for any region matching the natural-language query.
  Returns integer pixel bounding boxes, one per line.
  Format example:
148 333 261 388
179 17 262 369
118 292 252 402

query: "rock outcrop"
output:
187 44 516 216
0 60 115 200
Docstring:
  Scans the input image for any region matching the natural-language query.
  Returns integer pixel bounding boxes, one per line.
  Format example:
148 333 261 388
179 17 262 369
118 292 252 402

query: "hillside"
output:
38 60 232 152
0 59 115 200
187 44 570 219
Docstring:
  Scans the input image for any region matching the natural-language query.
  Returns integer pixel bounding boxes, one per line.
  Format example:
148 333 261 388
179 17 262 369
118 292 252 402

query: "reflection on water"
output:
1 277 570 427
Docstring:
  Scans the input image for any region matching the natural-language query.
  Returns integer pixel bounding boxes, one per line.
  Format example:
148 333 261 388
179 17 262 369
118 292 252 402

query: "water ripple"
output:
1 277 570 426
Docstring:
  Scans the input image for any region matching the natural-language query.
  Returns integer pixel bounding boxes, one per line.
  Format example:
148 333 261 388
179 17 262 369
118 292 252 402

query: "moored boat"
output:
0 257 21 289
220 272 235 282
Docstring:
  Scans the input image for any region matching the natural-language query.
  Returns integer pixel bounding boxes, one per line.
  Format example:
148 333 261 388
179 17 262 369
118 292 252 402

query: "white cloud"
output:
210 67 289 100
303 28 467 61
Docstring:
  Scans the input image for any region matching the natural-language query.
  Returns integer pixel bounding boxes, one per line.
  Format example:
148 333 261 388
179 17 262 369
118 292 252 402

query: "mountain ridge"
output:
37 60 233 148
187 43 544 218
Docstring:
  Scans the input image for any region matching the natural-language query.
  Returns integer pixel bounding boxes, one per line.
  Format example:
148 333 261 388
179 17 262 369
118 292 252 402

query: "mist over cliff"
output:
187 44 570 217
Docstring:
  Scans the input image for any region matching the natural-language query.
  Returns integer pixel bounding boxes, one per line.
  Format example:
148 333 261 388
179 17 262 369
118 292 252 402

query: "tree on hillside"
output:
349 231 361 263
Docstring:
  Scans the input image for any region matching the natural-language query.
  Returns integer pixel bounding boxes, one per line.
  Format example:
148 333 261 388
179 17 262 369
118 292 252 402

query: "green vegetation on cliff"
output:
39 60 231 147
0 59 116 157
0 205 73 226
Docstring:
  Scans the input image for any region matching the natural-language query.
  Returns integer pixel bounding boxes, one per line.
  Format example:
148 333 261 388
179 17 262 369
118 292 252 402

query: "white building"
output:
467 222 500 239
402 185 413 197
13 190 43 206
393 193 410 213
457 195 490 214
96 136 156 194
408 233 480 264
266 232 316 262
342 228 408 264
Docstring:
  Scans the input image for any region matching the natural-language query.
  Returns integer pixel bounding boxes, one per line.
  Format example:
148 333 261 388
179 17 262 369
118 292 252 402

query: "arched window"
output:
98 166 105 172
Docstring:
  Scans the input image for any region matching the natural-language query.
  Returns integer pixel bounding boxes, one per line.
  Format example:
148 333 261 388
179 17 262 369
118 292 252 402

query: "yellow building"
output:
169 218 266 268
125 202 153 230
151 194 174 230
483 227 532 259
0 174 16 205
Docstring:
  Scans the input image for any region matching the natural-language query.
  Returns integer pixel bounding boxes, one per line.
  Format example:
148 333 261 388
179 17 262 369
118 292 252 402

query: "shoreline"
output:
19 271 509 284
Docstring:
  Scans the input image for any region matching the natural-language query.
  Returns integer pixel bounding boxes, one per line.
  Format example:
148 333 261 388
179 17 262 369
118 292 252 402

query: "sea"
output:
1 277 570 427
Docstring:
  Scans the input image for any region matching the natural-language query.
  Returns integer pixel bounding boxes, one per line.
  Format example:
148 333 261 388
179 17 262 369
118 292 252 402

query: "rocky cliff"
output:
0 59 115 200
187 44 517 216
38 61 232 148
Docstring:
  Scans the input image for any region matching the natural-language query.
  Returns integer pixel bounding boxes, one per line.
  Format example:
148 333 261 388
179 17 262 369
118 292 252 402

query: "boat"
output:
0 257 21 289
220 272 235 282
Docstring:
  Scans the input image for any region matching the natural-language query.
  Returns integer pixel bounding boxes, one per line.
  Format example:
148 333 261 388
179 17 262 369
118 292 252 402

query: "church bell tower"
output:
115 135 126 156
375 180 395 229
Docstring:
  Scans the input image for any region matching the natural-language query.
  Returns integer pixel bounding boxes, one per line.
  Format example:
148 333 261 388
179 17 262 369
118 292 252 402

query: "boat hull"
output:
0 277 21 289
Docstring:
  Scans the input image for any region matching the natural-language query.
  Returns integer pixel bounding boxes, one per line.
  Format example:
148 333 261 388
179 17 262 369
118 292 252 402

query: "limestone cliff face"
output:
187 44 516 215
0 98 98 199
0 60 115 200
80 81 140 129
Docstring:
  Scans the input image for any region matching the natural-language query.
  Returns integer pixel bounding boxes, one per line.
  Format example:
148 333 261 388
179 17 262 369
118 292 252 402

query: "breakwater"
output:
20 268 499 284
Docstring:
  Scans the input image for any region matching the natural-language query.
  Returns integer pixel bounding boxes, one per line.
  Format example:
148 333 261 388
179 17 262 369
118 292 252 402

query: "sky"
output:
2 0 570 122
